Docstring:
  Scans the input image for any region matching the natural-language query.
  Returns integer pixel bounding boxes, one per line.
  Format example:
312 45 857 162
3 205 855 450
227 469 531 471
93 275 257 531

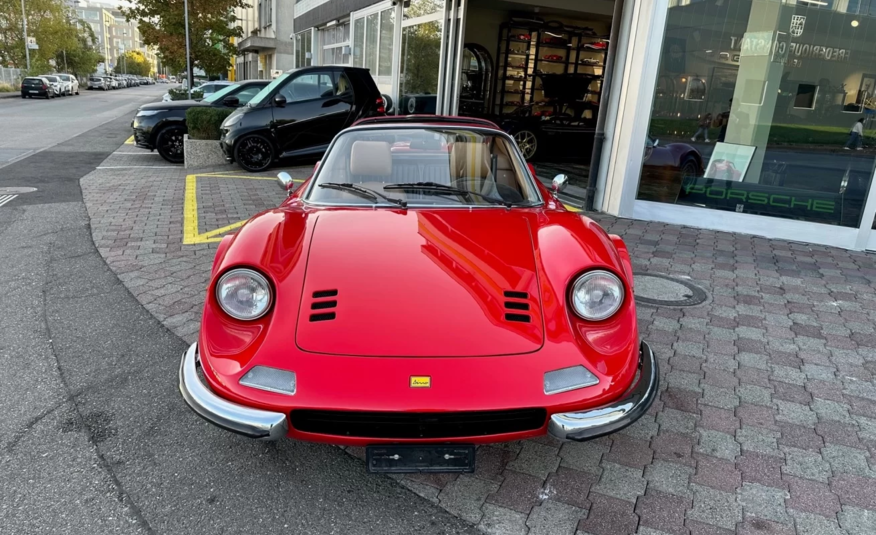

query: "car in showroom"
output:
132 79 270 163
218 66 387 172
20 76 55 99
180 115 657 473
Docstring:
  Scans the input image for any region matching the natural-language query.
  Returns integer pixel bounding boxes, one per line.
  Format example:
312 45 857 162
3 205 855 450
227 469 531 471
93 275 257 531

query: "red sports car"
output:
179 115 657 473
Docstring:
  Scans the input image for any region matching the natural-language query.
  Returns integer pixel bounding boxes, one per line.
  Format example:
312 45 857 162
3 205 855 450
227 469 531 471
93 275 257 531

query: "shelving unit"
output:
494 21 609 120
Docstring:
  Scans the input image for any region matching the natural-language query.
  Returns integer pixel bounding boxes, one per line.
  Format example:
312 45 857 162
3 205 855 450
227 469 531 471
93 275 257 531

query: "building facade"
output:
285 0 876 250
234 0 296 79
72 0 157 75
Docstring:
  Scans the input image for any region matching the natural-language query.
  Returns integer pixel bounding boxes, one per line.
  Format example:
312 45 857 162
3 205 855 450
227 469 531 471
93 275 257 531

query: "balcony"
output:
238 35 277 54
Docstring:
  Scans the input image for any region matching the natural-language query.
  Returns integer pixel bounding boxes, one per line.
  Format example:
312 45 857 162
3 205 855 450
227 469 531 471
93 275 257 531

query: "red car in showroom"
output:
180 115 657 473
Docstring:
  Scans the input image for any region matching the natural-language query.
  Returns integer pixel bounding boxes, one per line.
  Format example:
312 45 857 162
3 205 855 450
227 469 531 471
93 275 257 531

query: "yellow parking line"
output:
182 173 304 245
563 203 581 212
124 136 134 145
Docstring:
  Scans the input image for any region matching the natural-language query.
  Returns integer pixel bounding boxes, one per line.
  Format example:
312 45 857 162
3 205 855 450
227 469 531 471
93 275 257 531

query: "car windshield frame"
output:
302 125 544 209
203 83 240 103
246 72 293 107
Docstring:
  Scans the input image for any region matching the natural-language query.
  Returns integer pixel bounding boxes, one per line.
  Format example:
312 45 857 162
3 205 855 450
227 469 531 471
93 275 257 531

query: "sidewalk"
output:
81 142 876 535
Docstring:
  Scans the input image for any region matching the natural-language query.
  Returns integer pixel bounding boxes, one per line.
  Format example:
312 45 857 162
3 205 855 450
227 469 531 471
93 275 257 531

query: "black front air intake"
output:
290 408 547 439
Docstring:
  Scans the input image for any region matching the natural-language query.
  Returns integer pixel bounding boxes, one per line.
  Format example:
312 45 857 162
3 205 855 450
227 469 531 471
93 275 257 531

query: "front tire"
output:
513 129 539 160
234 134 275 172
155 125 186 164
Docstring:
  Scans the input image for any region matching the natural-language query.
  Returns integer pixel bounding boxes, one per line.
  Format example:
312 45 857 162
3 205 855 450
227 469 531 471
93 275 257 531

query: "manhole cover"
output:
0 187 37 194
634 273 708 307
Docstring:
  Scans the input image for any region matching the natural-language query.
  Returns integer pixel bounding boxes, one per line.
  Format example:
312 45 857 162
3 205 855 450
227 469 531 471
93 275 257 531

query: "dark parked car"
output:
132 79 270 163
219 66 386 172
20 77 55 99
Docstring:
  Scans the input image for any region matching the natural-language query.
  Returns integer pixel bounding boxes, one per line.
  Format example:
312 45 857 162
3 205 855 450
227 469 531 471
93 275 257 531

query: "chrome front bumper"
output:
548 342 659 441
179 343 289 440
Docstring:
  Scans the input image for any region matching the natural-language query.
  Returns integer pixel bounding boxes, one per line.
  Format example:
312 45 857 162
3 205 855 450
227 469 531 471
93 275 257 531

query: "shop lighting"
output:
851 20 859 27
799 0 827 5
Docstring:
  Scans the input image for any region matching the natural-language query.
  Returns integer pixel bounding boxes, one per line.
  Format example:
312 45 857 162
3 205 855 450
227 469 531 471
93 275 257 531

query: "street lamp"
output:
184 0 193 98
20 0 30 71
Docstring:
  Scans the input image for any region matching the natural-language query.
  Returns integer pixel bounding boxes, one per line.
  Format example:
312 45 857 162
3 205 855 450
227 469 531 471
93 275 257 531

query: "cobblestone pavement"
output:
81 145 876 534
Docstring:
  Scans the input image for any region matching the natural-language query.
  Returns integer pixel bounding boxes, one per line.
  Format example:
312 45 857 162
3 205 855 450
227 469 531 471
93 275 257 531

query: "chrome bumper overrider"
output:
548 342 659 441
179 343 288 440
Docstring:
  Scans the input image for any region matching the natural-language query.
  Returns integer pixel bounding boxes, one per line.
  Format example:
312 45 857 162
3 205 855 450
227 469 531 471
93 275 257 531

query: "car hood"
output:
294 209 544 357
139 100 211 111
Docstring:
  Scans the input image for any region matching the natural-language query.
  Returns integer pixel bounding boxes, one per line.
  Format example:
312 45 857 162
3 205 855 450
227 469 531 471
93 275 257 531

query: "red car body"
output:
180 116 657 457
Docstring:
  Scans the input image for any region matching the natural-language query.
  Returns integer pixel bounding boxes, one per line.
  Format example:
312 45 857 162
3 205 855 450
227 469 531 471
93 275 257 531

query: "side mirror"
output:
551 174 569 193
273 94 287 108
222 95 240 107
653 139 659 147
277 171 294 192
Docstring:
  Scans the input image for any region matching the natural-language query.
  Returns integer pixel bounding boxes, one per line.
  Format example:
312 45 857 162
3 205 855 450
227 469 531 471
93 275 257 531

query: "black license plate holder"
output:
366 445 476 473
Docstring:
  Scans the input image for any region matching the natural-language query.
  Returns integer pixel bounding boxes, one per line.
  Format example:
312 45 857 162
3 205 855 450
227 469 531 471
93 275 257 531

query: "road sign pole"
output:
20 0 30 71
184 0 193 99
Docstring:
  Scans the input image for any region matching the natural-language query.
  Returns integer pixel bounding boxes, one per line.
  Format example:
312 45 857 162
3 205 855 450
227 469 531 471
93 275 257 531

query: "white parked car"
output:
88 75 108 90
162 80 231 102
55 74 80 95
40 75 65 97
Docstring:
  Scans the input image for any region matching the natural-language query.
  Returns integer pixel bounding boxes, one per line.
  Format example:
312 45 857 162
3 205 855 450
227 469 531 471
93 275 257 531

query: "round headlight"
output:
571 270 624 321
215 268 272 320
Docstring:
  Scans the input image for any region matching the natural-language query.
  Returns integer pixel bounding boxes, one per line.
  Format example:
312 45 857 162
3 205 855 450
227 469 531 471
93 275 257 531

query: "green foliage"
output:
168 87 203 100
55 23 104 77
119 50 152 76
120 0 249 77
186 107 233 140
0 0 81 70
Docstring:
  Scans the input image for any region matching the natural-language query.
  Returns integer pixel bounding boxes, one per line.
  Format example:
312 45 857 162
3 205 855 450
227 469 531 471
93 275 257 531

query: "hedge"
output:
168 87 203 101
186 107 234 140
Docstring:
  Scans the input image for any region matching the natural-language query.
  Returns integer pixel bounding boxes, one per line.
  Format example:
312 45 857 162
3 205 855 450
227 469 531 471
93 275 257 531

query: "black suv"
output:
132 79 270 163
219 66 385 172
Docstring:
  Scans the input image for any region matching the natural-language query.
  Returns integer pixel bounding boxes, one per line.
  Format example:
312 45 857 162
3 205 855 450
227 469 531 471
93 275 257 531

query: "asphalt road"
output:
0 87 479 534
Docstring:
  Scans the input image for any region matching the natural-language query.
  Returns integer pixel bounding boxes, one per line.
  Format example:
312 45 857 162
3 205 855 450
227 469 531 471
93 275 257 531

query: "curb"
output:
0 92 21 99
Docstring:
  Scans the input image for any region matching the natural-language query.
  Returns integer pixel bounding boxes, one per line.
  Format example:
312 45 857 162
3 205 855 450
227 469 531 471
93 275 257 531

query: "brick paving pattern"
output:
82 144 876 534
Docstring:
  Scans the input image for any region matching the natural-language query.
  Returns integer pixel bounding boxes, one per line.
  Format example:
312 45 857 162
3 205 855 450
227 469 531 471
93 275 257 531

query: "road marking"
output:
183 173 304 245
0 194 18 207
563 203 581 212
110 152 160 155
124 136 135 144
96 166 180 169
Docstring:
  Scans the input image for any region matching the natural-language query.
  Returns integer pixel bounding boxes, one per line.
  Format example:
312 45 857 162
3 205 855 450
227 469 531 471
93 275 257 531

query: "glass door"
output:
397 0 445 115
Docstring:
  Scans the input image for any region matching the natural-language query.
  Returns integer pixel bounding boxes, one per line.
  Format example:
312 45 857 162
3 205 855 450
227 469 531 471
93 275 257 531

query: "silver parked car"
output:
88 75 108 90
55 74 80 95
41 75 65 97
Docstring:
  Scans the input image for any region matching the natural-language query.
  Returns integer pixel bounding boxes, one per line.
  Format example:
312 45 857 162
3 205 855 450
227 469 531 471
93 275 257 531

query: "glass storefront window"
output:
365 13 379 74
637 0 876 228
379 9 395 77
295 30 312 68
353 18 365 68
398 20 442 115
404 0 443 20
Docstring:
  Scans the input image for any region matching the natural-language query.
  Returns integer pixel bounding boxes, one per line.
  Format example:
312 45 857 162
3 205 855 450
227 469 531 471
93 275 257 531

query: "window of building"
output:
295 29 313 68
635 0 876 229
352 7 395 92
321 21 350 65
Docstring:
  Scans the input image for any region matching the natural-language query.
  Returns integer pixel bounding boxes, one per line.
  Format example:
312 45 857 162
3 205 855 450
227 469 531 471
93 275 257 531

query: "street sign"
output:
27 37 38 50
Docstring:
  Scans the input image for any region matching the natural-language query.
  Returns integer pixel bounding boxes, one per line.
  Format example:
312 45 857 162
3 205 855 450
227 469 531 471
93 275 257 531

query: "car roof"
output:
351 115 501 130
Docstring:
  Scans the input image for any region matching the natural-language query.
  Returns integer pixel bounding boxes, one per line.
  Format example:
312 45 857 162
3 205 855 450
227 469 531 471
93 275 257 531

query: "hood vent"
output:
310 290 338 322
504 291 531 323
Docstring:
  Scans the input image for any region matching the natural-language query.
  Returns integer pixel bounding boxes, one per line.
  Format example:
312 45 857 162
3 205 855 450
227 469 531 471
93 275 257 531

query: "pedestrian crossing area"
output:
0 194 17 207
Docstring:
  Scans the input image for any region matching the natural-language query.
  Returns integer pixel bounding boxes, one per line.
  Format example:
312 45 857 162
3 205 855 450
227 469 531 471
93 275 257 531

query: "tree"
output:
0 0 80 73
117 50 151 76
55 23 103 76
120 0 247 77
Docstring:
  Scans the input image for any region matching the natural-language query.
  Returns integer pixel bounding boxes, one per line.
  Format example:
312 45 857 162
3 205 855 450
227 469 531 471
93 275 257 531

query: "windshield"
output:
306 128 542 207
247 72 292 107
44 76 59 82
203 83 240 103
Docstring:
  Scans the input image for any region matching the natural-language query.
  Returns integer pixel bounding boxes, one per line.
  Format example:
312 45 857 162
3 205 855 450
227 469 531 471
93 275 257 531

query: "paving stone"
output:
476 446 519 483
635 489 692 535
737 385 774 407
507 440 561 479
784 475 841 518
821 444 875 477
737 451 787 489
775 400 818 427
559 438 609 475
696 429 740 461
657 408 699 436
737 483 791 525
736 404 778 430
527 500 585 535
399 478 440 503
837 506 876 535
486 469 545 514
698 406 740 435
478 503 530 535
777 422 824 452
736 517 795 535
736 426 781 457
437 474 500 524
591 461 647 503
781 447 832 483
652 431 697 467
662 387 702 414
685 519 733 535
577 493 640 535
686 483 742 530
544 467 598 510
690 454 741 493
644 460 695 498
771 381 813 405
701 386 740 410
789 510 845 535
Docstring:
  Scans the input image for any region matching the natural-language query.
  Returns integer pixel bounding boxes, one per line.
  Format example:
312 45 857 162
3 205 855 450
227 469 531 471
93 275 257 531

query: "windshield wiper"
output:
319 182 407 208
384 182 529 208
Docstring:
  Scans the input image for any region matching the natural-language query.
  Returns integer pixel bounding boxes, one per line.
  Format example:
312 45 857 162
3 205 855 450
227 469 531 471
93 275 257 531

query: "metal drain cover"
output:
0 187 37 194
634 273 708 307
